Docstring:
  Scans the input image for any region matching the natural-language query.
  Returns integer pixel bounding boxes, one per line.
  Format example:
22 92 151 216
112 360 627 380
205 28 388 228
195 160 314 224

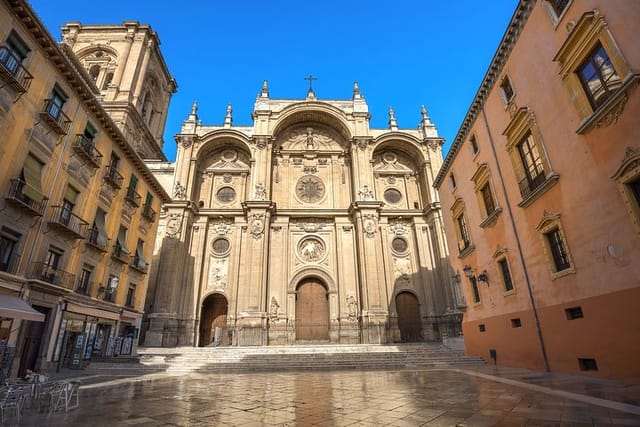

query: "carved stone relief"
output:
363 214 377 238
208 257 228 290
173 182 186 200
296 175 325 203
297 237 326 263
166 213 183 239
211 218 234 235
249 213 265 239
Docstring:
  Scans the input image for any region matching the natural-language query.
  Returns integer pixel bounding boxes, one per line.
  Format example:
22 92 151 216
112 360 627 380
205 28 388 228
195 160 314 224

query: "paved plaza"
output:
15 366 640 426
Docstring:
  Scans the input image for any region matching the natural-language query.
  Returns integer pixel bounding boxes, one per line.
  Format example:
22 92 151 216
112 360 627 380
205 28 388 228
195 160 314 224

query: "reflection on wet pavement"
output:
19 368 640 426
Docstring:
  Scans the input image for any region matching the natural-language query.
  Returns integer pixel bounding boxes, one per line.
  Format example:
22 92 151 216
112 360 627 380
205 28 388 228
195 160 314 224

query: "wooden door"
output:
396 292 422 342
296 281 329 341
199 294 228 346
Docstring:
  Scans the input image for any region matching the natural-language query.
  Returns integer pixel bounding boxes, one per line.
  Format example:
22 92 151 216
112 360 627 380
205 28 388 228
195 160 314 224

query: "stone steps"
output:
86 343 485 374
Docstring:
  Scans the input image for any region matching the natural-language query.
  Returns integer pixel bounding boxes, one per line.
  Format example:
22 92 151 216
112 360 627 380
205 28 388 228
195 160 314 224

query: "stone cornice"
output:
433 0 535 189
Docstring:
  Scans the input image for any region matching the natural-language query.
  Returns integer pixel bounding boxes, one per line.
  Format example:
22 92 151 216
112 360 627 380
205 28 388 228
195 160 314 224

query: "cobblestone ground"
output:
15 368 640 426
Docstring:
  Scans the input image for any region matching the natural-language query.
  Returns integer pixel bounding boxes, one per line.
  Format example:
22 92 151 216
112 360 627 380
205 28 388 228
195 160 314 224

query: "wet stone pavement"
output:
17 368 640 426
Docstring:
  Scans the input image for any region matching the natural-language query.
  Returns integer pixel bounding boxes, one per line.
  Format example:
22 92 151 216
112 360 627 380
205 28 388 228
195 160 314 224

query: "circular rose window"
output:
392 237 408 254
212 238 230 255
296 175 325 203
216 186 236 203
384 188 402 204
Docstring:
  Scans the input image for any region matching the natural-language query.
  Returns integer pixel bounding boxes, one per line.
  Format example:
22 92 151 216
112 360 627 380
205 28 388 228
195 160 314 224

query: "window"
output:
0 228 20 273
47 86 66 120
503 107 558 206
478 324 486 332
553 11 635 133
457 214 471 252
101 72 113 90
43 246 63 282
499 75 515 105
470 276 480 304
105 275 119 302
84 122 97 142
536 212 575 277
88 65 100 82
77 265 93 294
1 31 30 75
578 358 598 371
88 208 109 250
133 239 146 271
511 318 522 328
544 0 571 22
565 306 584 320
125 175 141 206
128 174 138 193
126 283 136 308
114 226 129 259
498 258 514 292
471 163 500 226
469 135 479 156
578 43 621 109
546 228 571 272
20 154 45 203
449 173 456 190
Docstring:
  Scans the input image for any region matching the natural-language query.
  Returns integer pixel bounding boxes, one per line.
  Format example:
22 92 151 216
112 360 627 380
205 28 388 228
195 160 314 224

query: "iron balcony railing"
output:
518 173 546 199
141 204 156 222
38 98 71 134
27 262 75 290
130 256 148 274
0 46 33 93
86 226 109 252
124 188 142 207
76 279 94 296
103 164 124 189
72 135 103 168
112 243 130 263
5 179 47 216
48 206 90 239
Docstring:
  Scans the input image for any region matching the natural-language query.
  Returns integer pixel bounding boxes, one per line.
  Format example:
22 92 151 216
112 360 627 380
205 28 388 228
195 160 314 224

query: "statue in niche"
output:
305 127 316 150
270 297 279 321
346 295 358 320
359 185 374 201
254 183 267 201
173 182 186 200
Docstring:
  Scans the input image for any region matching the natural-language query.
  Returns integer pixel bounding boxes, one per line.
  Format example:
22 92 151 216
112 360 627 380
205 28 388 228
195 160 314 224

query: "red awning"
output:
0 295 45 322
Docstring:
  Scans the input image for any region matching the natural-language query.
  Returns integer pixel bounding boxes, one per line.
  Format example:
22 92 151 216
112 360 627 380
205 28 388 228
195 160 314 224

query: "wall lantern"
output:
477 270 489 284
462 265 474 279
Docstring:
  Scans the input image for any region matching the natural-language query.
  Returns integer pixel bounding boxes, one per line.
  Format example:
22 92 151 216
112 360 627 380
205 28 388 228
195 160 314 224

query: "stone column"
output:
350 200 388 343
235 200 275 345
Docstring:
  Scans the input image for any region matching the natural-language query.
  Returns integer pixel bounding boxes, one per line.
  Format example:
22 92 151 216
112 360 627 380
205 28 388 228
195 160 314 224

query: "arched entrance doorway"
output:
396 291 422 342
295 279 329 341
199 293 228 347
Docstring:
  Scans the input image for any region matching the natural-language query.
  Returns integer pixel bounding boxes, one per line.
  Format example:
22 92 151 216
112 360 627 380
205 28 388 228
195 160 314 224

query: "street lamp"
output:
477 270 489 284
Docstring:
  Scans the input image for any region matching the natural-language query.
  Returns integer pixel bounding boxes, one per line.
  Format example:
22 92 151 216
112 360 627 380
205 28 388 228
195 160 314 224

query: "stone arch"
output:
288 267 336 294
75 45 119 60
272 102 353 143
195 130 253 161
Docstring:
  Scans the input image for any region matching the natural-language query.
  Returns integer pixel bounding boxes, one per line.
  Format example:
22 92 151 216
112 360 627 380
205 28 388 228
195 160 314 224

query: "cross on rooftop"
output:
304 74 318 92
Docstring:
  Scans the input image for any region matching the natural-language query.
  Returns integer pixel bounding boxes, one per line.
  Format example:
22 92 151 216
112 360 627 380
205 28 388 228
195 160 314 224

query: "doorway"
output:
295 280 329 341
199 293 228 347
396 291 422 342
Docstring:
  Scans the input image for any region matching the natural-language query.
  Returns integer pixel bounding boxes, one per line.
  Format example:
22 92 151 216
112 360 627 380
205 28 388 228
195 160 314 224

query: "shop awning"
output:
0 295 45 322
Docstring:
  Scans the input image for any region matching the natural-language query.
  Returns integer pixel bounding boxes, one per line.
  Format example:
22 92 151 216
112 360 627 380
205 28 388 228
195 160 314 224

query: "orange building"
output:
434 0 640 380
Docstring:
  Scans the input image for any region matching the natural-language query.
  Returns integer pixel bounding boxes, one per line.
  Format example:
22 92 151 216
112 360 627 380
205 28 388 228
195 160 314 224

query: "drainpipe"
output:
480 108 550 372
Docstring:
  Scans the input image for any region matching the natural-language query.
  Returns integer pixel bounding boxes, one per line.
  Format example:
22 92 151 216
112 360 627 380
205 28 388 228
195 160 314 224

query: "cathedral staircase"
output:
86 343 485 375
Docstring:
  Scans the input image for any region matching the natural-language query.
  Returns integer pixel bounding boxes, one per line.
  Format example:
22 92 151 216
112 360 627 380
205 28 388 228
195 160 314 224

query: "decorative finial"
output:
353 81 362 100
186 100 199 122
191 100 198 115
388 106 398 130
420 104 432 125
305 74 317 99
261 79 269 98
224 103 232 127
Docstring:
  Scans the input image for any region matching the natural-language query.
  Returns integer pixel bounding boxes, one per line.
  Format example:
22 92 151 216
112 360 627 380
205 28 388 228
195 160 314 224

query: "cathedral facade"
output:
143 83 465 347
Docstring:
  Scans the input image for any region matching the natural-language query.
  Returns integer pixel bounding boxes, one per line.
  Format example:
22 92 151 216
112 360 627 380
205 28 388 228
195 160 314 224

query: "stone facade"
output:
143 84 464 346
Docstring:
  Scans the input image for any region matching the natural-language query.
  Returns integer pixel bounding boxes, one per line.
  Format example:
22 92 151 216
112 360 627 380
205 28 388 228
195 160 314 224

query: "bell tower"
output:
61 21 177 160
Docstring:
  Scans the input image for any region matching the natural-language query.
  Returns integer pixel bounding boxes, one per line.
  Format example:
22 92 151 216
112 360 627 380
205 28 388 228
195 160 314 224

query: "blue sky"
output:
29 0 517 162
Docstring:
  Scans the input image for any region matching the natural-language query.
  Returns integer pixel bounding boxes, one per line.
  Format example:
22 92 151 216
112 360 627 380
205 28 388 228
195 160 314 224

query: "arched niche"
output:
371 138 428 210
195 138 252 210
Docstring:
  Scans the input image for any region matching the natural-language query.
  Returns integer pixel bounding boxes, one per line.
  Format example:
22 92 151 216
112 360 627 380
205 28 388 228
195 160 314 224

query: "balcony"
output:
4 179 47 216
38 98 71 135
72 135 103 169
48 206 90 239
27 262 75 290
0 46 33 93
141 205 156 222
103 165 124 190
112 243 130 263
130 256 148 274
124 188 142 207
86 227 109 252
76 280 94 296
518 173 546 199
